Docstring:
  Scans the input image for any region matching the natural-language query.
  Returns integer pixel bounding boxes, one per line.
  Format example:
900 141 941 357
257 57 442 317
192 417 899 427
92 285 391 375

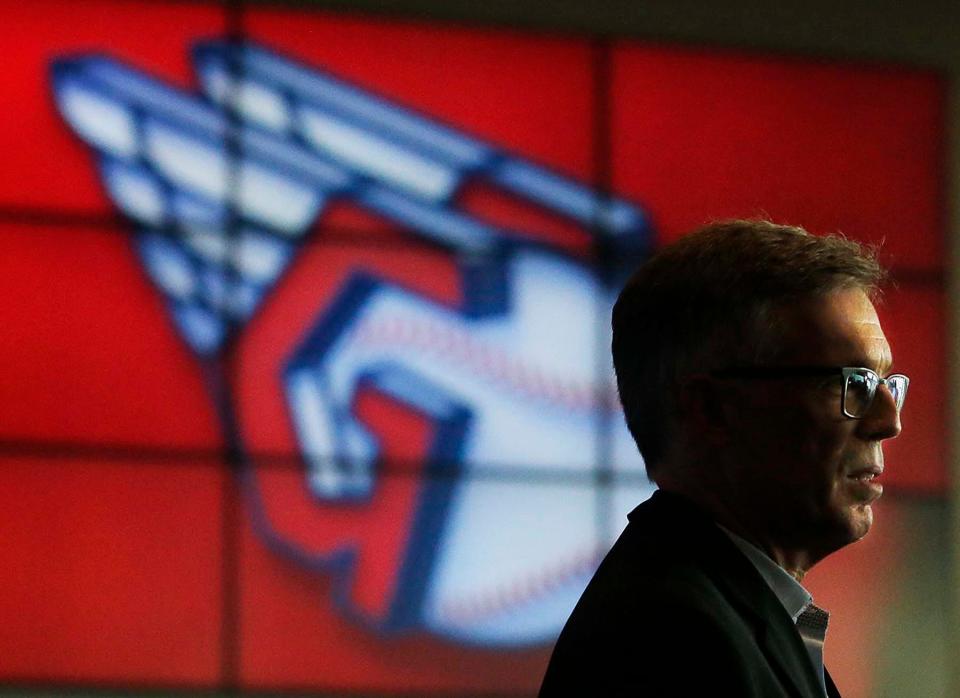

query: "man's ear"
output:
676 375 735 447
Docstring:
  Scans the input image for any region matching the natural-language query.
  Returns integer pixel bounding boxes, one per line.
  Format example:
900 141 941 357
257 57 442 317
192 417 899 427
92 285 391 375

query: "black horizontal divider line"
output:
0 434 947 498
0 204 945 283
0 203 609 256
0 207 133 229
0 203 405 244
0 438 224 465
0 435 647 485
0 677 535 698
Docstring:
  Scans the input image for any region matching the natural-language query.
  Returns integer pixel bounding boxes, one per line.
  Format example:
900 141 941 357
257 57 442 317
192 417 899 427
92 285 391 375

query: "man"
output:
539 220 907 697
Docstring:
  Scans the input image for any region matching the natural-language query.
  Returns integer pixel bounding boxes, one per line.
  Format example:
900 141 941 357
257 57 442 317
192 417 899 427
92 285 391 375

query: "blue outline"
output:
244 272 480 632
49 40 654 645
192 40 651 246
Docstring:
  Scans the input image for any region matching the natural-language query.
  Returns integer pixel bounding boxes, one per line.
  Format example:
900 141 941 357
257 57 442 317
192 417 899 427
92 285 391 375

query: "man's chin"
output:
843 502 874 543
814 503 874 555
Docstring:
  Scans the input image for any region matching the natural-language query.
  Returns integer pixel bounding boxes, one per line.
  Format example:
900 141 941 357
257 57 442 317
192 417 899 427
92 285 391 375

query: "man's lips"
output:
847 465 883 482
845 465 884 501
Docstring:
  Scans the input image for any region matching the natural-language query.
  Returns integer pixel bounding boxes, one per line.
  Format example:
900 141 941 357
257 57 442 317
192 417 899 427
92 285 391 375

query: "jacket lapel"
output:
706 542 826 698
752 604 829 698
639 492 831 698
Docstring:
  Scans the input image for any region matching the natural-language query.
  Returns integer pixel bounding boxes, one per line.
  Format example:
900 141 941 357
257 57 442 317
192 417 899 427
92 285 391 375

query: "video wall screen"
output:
0 1 945 696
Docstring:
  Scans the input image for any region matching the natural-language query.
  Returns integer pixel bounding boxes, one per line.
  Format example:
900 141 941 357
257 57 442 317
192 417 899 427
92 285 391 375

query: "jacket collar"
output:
629 490 833 698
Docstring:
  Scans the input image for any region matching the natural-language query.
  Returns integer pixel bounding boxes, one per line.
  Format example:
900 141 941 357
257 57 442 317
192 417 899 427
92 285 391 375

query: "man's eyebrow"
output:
875 357 894 375
846 352 892 374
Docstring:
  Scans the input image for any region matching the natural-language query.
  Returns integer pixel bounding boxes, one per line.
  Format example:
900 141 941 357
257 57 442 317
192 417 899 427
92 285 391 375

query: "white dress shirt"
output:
721 526 829 697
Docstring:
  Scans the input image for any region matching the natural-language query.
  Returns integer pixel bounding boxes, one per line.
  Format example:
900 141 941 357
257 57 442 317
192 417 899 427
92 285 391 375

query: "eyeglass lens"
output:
844 370 907 418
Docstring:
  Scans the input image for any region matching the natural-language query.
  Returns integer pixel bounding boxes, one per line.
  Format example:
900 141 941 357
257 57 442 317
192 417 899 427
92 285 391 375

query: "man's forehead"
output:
852 313 887 339
773 289 893 369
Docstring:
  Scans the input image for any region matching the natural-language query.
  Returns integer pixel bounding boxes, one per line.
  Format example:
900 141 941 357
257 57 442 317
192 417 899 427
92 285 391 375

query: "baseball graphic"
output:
51 39 653 646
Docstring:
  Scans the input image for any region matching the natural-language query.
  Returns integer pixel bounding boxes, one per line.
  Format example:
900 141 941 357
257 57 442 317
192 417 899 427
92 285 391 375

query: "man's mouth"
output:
846 466 884 500
847 465 883 482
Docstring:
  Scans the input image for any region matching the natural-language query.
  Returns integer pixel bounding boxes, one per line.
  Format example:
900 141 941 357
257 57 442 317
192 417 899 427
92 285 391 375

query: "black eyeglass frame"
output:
709 365 909 419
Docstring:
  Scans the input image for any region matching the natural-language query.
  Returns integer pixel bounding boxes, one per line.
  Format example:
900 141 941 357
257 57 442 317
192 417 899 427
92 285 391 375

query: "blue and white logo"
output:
51 40 655 646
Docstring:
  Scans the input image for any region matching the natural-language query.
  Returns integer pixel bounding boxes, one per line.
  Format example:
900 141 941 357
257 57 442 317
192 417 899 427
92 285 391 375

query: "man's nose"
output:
857 384 903 441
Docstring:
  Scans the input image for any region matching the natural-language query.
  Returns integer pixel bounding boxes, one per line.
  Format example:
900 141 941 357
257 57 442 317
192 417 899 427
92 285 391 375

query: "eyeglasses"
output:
710 366 909 419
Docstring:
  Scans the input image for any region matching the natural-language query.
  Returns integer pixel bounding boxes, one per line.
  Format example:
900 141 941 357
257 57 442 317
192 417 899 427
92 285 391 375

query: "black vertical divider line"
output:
215 0 246 692
206 356 245 695
590 37 617 553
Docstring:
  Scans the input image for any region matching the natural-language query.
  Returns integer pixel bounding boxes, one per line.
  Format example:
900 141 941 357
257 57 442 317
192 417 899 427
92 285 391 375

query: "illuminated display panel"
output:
0 222 221 450
233 241 468 458
0 0 226 213
615 43 945 490
242 10 599 187
0 456 224 685
237 468 559 693
610 45 945 270
0 1 946 696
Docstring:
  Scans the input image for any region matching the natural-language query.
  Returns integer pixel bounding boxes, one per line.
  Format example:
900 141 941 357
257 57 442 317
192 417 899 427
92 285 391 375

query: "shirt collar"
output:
719 525 813 621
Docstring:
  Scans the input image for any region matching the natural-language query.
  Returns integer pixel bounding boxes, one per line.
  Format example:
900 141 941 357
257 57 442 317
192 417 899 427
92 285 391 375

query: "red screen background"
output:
0 2 945 696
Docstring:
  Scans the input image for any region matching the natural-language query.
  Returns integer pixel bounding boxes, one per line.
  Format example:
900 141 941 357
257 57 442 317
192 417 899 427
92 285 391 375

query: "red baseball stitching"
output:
347 315 621 625
436 544 606 625
351 317 620 413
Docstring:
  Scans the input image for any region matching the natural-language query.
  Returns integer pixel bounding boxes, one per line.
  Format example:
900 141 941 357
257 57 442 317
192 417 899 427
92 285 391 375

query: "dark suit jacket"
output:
539 491 841 697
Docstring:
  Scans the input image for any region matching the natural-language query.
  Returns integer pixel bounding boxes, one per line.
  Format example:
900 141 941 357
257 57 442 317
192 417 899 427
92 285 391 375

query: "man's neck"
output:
715 518 811 582
656 480 816 580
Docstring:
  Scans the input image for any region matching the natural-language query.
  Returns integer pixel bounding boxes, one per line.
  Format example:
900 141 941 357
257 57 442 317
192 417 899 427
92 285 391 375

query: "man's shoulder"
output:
565 490 749 626
595 490 740 581
538 492 794 696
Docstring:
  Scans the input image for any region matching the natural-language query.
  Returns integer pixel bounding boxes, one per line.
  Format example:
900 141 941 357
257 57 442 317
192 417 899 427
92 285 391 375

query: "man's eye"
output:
818 377 844 394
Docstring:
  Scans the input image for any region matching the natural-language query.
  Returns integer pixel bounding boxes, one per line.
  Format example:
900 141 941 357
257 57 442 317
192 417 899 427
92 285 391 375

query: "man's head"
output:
612 219 904 564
